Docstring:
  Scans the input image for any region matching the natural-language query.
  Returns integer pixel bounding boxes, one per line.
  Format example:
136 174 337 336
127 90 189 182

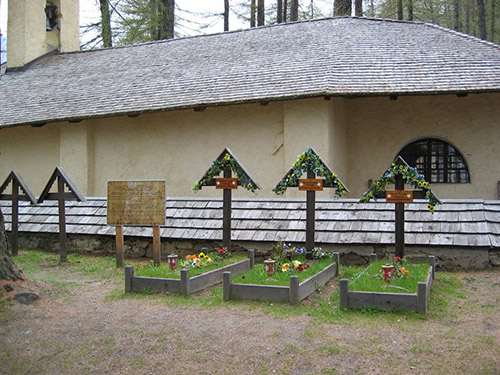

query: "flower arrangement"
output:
217 246 229 259
270 242 332 275
380 256 410 281
272 147 348 197
192 150 259 193
360 162 441 212
281 259 310 273
183 252 213 269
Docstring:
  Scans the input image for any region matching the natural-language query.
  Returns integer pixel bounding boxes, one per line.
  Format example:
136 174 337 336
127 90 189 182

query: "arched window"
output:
397 138 470 183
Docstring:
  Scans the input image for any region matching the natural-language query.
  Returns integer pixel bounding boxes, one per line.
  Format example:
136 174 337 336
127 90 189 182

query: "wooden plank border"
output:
223 252 339 305
340 255 435 313
125 249 254 295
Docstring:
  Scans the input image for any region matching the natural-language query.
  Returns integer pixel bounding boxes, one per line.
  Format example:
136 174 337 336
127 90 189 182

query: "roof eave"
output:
1 88 500 129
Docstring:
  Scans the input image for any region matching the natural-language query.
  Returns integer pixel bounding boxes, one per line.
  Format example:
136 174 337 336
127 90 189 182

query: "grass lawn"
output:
232 257 334 286
347 260 431 294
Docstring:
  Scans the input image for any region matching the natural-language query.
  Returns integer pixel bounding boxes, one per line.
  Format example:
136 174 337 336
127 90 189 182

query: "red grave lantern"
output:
381 264 395 280
264 259 276 276
167 254 178 269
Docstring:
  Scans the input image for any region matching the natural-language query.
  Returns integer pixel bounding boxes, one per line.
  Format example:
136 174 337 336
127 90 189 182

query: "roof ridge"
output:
422 21 500 50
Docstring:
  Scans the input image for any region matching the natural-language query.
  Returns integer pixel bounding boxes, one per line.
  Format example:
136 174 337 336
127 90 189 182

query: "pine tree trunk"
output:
397 0 403 20
334 0 351 16
224 0 229 31
477 0 487 39
290 0 299 21
465 0 471 34
0 208 24 281
453 0 460 31
408 0 414 20
277 0 283 22
490 0 495 42
257 0 265 26
283 0 288 21
250 0 256 27
100 0 113 47
355 0 363 16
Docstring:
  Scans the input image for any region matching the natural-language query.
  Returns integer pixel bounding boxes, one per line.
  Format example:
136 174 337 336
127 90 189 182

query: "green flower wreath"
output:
192 152 259 193
273 147 348 197
360 162 441 213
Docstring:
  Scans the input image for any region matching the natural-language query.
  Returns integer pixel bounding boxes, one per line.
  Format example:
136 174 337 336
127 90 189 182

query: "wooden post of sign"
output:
223 168 232 252
395 173 405 258
116 225 124 267
153 225 161 266
306 168 316 256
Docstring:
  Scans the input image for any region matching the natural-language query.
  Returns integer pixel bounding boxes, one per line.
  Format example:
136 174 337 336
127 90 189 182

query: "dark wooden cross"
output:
194 148 260 252
274 147 348 256
372 157 430 258
0 171 37 256
38 167 85 262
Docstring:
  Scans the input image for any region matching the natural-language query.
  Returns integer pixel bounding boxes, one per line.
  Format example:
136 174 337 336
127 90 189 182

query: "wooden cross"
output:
38 167 85 262
194 148 260 252
365 156 436 258
0 171 37 256
274 147 348 256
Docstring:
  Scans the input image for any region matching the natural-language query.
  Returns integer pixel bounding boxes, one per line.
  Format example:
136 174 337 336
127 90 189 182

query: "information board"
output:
107 180 166 226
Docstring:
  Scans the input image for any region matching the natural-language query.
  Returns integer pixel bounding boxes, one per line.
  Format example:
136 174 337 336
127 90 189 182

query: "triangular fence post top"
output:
37 167 86 203
0 170 37 204
192 147 261 192
273 146 349 196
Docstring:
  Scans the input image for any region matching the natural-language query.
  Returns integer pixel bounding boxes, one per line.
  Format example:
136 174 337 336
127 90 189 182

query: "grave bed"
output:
223 252 339 305
125 250 254 295
340 255 435 313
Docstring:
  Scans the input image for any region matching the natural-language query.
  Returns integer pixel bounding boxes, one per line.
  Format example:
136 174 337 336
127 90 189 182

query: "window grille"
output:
398 138 470 183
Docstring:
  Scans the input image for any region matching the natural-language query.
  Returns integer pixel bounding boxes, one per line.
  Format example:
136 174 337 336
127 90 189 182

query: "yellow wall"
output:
1 94 499 200
0 123 61 195
343 93 500 199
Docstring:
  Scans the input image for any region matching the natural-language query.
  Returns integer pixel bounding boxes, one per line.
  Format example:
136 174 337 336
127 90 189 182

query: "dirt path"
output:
1 266 500 375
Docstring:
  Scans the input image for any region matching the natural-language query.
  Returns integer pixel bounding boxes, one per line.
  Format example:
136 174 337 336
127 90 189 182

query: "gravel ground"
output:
1 256 499 375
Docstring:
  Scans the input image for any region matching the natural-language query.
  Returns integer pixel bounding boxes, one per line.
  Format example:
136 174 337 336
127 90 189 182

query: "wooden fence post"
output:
340 279 349 309
180 269 190 295
333 252 340 276
125 266 133 292
289 276 299 305
223 271 232 301
247 249 255 268
417 282 427 313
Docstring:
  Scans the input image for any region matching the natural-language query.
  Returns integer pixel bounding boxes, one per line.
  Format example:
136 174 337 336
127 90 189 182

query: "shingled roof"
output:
1 17 500 128
1 198 499 248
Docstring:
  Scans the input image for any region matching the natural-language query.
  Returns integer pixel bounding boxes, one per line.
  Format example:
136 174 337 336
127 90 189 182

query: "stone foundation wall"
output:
13 232 500 270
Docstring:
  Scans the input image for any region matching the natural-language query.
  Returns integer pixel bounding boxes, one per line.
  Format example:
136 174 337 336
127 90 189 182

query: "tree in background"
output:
117 0 175 44
81 0 500 48
100 0 113 47
334 0 351 16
